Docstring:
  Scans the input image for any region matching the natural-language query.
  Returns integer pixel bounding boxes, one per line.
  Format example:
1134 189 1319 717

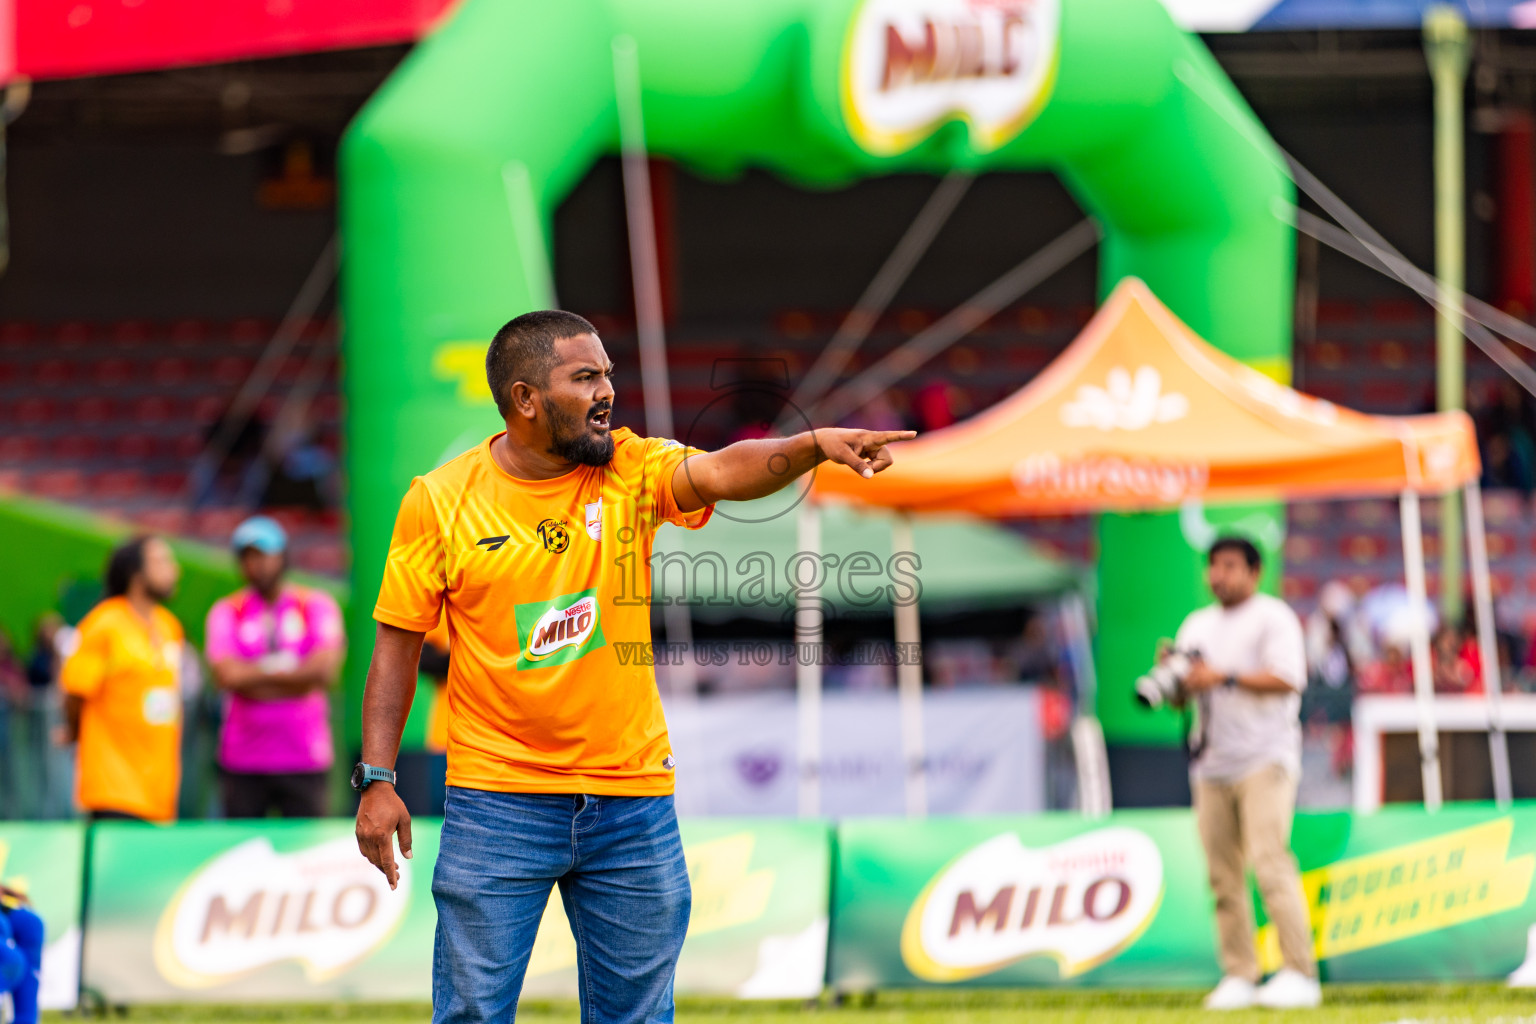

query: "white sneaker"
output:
1255 967 1322 1009
1203 975 1257 1010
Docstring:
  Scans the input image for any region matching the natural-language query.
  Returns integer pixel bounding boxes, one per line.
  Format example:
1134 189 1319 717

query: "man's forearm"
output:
360 623 426 768
214 657 335 698
684 433 822 506
1236 671 1301 694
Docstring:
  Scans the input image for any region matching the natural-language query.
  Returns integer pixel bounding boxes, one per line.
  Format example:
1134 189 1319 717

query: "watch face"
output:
350 763 367 791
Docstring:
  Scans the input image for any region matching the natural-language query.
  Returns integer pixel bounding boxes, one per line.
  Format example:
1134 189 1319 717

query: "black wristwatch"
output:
351 762 397 792
1223 674 1238 690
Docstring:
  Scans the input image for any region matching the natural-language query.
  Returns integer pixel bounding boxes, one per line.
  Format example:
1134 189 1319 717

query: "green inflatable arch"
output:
340 0 1294 761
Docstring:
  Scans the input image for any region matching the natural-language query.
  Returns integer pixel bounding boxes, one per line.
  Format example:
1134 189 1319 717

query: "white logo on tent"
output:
1059 367 1189 432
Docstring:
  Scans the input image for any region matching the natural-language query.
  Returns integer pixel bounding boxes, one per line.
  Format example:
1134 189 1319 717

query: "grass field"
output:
51 985 1536 1024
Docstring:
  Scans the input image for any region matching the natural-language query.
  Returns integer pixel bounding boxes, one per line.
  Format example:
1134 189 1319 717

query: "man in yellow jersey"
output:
355 310 911 1023
60 535 185 822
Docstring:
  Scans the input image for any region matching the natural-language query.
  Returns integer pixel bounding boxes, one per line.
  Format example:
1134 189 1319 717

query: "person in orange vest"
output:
59 535 185 823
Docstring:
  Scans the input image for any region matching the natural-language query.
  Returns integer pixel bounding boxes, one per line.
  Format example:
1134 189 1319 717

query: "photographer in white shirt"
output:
1173 536 1319 1011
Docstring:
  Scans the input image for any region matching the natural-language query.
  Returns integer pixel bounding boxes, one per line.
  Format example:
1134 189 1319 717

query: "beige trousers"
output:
1193 762 1317 981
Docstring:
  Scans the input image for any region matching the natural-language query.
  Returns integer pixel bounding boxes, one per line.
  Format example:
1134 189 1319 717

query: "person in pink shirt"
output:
205 516 345 818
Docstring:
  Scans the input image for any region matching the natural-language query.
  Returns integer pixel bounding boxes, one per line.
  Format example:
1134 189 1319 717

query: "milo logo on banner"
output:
901 827 1163 981
841 0 1060 155
153 836 408 987
515 588 607 671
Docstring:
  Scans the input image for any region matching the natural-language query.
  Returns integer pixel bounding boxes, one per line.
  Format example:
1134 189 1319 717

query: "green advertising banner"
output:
82 818 829 1003
1276 805 1536 984
0 821 86 1010
522 819 831 999
831 805 1536 991
832 811 1215 990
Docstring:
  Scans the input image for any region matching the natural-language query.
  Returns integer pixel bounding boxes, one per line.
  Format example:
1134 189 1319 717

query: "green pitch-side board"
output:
830 803 1536 989
340 0 1295 752
80 818 830 1002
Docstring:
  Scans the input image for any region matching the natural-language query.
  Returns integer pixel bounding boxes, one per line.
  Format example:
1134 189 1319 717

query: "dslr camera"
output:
1134 648 1200 709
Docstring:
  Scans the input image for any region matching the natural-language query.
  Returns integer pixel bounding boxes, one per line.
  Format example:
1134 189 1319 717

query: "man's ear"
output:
509 381 538 421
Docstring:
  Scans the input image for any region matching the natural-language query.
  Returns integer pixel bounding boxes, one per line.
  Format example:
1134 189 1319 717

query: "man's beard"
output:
544 397 615 467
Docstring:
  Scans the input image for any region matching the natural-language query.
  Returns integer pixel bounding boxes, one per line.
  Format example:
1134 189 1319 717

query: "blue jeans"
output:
432 788 691 1024
0 906 43 1024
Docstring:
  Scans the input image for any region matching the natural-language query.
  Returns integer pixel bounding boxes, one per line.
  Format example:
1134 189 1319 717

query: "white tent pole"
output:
1464 481 1513 807
891 511 928 818
1400 489 1444 812
795 502 823 818
1061 593 1112 817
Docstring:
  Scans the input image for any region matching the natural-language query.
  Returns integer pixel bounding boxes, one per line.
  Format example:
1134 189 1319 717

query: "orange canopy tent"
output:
812 278 1479 515
802 278 1501 815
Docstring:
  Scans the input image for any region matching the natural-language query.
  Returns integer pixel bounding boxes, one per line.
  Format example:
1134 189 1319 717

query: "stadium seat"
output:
169 320 209 347
293 540 346 576
192 395 226 424
312 394 341 422
148 471 186 495
1344 499 1395 527
228 318 274 345
151 357 191 386
133 507 191 534
50 434 100 461
53 322 93 348
1314 301 1360 325
94 357 135 387
0 436 41 462
33 358 79 386
1284 535 1324 563
110 321 153 347
73 396 116 423
170 433 203 459
133 396 173 422
93 470 145 499
195 508 246 542
1282 574 1318 602
0 322 38 348
113 434 158 460
1341 534 1391 563
1301 340 1348 370
1483 490 1526 524
29 469 85 500
213 356 255 385
1486 532 1518 559
15 398 54 425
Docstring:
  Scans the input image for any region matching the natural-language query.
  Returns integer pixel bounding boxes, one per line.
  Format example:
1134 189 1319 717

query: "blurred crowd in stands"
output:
1474 379 1536 495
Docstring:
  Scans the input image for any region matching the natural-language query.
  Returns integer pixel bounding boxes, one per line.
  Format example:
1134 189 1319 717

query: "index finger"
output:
358 830 399 889
866 430 917 445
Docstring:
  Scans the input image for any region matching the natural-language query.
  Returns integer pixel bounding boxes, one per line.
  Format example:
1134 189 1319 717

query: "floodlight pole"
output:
1425 5 1471 625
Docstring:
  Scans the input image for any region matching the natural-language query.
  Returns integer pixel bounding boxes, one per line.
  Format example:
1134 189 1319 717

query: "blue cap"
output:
231 515 288 555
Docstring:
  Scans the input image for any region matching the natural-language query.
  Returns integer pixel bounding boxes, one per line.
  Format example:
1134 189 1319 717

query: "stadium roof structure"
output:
812 277 1481 517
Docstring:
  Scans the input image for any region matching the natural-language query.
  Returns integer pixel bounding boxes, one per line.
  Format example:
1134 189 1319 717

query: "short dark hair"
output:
485 310 597 418
1208 535 1262 571
105 535 154 598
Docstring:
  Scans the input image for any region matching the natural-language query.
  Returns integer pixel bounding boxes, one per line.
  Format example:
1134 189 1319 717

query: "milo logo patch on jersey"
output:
514 587 607 670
